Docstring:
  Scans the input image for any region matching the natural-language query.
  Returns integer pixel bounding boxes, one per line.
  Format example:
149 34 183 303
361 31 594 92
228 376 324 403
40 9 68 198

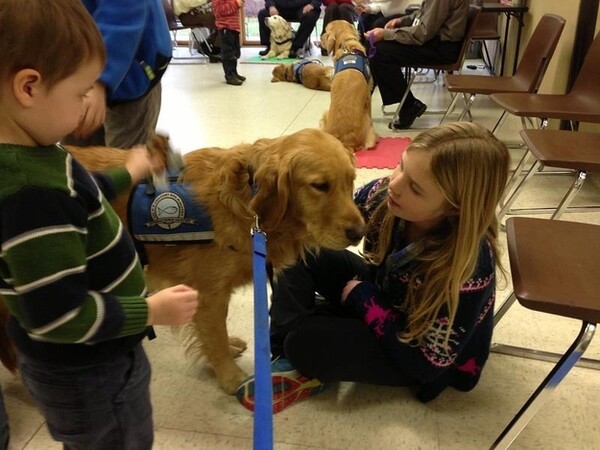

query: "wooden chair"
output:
161 0 212 62
439 14 565 126
491 31 600 208
491 217 600 449
386 5 481 128
471 0 501 75
497 129 600 220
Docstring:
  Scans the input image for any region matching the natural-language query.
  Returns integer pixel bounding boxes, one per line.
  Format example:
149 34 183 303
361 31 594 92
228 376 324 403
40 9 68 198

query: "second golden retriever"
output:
320 20 378 151
271 59 334 91
262 15 294 59
60 128 365 394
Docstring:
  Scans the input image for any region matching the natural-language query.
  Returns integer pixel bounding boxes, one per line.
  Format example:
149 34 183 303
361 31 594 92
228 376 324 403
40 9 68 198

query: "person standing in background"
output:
63 0 173 149
213 0 246 85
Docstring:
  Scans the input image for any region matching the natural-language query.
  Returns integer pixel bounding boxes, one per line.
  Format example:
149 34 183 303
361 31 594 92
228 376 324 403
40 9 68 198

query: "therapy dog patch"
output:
128 177 214 243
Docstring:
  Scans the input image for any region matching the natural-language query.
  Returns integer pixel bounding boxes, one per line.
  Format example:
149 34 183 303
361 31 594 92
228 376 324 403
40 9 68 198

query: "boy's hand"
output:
125 145 165 184
341 279 362 304
73 81 106 139
146 284 199 325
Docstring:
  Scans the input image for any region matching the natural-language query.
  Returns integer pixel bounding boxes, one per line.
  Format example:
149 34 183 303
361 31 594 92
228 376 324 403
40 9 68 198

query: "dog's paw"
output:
217 366 248 395
229 336 247 358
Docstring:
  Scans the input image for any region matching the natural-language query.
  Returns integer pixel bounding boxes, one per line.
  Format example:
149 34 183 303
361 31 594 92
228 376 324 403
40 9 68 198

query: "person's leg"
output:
282 7 321 55
0 387 9 450
18 344 153 450
285 316 416 386
321 4 336 35
270 249 369 359
258 7 270 53
102 83 162 149
338 3 355 25
232 31 245 81
220 29 243 85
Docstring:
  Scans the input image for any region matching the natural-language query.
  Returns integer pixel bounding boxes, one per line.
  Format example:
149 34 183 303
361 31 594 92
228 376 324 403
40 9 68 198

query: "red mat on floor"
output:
355 137 411 169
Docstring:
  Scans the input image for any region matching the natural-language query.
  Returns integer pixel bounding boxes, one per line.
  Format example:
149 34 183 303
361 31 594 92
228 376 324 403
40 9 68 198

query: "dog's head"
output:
265 15 293 42
321 20 365 61
247 128 365 251
271 63 295 82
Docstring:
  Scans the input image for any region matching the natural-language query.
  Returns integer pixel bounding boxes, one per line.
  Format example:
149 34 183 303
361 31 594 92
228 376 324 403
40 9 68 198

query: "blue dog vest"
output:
334 52 371 82
293 59 324 84
128 175 214 243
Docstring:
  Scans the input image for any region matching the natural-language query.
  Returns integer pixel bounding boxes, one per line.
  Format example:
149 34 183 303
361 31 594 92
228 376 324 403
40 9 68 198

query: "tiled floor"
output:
2 47 600 450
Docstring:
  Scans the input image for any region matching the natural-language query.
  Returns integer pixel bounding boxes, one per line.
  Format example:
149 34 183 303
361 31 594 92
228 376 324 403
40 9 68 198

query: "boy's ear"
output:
12 69 42 107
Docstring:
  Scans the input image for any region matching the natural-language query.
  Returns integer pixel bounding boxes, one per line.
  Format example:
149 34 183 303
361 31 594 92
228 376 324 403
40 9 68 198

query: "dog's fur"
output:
271 60 333 91
0 129 366 394
320 20 378 152
262 15 294 59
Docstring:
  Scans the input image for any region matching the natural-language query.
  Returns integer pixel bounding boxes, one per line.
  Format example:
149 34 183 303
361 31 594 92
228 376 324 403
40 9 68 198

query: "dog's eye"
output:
311 182 329 192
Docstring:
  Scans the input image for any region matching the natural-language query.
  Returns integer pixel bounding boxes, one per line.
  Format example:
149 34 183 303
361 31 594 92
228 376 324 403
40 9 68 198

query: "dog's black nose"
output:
346 224 365 244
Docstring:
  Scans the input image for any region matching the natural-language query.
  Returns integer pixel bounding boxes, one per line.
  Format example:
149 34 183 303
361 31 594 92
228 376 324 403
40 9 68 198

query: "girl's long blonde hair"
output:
364 122 509 347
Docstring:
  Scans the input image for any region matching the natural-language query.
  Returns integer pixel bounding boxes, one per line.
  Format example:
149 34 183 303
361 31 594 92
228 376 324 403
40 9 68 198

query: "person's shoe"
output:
287 48 300 59
320 47 328 57
225 74 243 86
235 72 246 82
235 358 327 414
389 99 427 130
258 47 270 56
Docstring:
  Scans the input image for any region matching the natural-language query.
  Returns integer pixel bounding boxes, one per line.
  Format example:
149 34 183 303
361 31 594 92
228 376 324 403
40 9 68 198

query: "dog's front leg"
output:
194 291 248 394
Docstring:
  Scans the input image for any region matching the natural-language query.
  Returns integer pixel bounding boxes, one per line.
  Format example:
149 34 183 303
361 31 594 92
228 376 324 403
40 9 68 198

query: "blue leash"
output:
251 216 273 450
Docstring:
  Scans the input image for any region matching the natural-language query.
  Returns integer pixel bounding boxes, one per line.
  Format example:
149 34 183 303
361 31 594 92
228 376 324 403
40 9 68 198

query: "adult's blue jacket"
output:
82 0 173 104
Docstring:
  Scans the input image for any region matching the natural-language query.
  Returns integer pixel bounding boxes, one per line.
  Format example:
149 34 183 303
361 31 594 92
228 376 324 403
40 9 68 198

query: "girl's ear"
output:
12 69 42 107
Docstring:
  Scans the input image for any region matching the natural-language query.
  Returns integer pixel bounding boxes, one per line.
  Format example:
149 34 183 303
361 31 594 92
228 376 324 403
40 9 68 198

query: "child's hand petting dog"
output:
146 285 199 326
125 145 166 184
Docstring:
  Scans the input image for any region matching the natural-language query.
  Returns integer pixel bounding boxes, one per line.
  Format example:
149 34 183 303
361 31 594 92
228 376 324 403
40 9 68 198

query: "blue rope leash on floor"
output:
252 219 273 450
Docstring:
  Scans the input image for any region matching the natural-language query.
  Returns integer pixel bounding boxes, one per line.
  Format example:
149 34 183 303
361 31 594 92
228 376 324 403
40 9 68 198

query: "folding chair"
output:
439 14 565 126
491 217 600 449
471 0 501 75
491 31 600 213
161 0 212 62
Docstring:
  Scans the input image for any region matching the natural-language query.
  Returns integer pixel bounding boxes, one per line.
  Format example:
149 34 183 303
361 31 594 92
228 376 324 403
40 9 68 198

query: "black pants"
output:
219 28 240 75
258 7 321 51
270 249 416 387
321 4 355 35
369 37 462 106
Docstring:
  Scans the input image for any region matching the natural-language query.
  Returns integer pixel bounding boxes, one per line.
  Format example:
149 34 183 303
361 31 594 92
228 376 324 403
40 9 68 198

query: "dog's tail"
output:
0 296 17 374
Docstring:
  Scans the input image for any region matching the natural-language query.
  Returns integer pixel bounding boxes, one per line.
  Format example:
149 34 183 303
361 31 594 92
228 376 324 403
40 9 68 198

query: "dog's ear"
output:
321 30 334 53
285 64 295 82
146 132 171 169
217 149 255 219
249 144 289 230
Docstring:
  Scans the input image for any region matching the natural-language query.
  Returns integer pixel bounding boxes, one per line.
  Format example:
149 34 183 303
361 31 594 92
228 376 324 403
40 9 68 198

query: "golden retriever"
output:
262 15 295 59
271 60 333 91
0 129 366 395
320 20 378 152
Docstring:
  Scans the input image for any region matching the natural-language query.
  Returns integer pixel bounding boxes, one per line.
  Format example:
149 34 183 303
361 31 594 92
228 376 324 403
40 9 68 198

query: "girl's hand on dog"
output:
146 284 199 325
125 145 166 184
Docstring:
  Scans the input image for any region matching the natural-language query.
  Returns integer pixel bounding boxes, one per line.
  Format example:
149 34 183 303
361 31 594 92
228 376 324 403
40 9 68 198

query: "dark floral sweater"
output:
344 177 495 402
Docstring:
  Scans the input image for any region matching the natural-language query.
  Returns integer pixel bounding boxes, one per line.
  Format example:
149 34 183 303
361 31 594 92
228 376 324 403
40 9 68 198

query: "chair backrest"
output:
570 31 600 96
472 0 500 40
513 14 566 93
424 5 481 72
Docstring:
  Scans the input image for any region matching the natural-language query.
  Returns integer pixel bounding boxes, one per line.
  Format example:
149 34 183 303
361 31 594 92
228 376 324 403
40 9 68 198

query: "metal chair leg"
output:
491 322 596 450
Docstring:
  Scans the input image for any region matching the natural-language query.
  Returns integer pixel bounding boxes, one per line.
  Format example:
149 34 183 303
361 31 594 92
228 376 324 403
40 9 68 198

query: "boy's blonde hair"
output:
0 0 105 90
365 122 509 347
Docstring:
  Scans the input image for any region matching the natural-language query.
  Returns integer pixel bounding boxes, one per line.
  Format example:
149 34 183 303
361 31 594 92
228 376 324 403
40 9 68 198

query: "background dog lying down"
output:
3 129 364 395
271 59 333 91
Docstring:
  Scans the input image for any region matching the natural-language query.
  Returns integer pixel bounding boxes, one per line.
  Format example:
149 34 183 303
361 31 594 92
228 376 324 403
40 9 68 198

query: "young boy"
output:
213 0 246 85
0 1 198 448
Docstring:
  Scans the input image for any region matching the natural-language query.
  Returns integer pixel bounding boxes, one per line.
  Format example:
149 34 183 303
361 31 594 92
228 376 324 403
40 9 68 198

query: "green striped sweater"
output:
0 144 150 365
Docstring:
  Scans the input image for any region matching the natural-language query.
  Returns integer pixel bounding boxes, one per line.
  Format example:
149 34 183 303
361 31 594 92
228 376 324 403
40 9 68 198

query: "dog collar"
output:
334 52 371 82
